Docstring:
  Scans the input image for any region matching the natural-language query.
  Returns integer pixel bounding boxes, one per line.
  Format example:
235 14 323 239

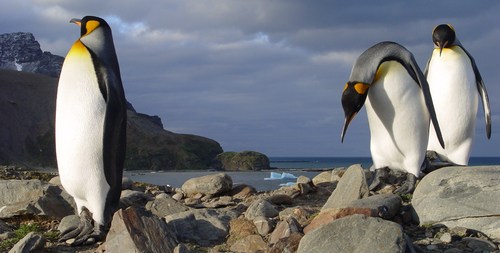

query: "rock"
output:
214 151 270 171
172 192 184 201
121 177 134 190
230 184 256 199
0 220 12 234
344 193 402 219
105 207 178 253
330 167 346 181
253 216 274 236
0 32 64 77
297 183 313 195
312 170 332 186
304 207 379 234
57 215 80 235
165 209 239 246
202 196 235 208
266 194 293 205
321 164 369 211
269 217 301 244
412 166 500 238
297 214 405 253
48 176 61 186
145 195 190 217
174 243 191 253
229 235 270 253
0 180 74 219
462 237 498 252
120 190 153 208
269 232 303 253
279 206 317 228
296 175 311 184
245 199 279 220
8 232 45 253
181 173 233 197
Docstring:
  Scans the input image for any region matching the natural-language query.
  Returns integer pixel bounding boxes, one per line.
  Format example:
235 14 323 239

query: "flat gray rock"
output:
165 208 239 247
244 199 279 220
297 214 405 253
413 166 500 238
322 164 369 211
145 194 189 217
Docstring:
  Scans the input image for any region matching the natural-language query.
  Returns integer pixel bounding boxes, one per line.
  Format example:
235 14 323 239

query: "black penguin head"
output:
341 81 369 142
432 24 456 56
70 16 110 37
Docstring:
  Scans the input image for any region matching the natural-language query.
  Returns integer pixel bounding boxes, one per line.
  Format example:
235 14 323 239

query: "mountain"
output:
0 69 223 170
0 32 223 170
0 32 64 77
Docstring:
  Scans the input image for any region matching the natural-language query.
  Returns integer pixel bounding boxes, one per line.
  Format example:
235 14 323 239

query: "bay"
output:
126 156 500 192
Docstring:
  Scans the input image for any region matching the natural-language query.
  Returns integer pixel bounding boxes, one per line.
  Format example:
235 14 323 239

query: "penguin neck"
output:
80 29 118 67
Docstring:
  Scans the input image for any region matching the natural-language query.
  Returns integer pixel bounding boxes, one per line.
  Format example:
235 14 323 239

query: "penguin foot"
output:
394 173 417 194
369 167 390 191
423 150 457 173
59 208 103 246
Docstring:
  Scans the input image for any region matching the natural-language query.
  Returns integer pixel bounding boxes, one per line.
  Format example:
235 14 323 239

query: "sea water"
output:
126 157 500 191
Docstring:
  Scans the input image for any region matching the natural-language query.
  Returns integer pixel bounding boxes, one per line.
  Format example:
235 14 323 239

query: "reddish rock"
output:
304 207 378 234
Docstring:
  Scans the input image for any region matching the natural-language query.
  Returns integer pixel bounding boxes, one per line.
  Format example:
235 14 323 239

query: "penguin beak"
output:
70 18 82 27
437 41 448 56
341 112 357 143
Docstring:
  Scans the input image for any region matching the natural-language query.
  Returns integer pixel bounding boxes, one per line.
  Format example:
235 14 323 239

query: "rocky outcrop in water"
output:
0 32 63 78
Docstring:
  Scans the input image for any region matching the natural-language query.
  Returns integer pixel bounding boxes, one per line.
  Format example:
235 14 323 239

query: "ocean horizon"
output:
127 156 500 191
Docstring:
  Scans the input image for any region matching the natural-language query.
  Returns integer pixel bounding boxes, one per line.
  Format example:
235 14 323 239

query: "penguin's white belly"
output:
55 51 110 224
426 48 478 165
365 61 429 177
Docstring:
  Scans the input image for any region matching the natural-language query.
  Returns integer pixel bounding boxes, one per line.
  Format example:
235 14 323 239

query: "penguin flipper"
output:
401 52 446 149
460 45 492 139
97 63 127 223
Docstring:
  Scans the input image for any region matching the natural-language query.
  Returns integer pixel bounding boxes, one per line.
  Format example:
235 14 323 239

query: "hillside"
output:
0 69 223 170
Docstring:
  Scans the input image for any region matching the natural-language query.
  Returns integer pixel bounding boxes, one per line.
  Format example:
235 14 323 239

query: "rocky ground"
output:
1 164 500 253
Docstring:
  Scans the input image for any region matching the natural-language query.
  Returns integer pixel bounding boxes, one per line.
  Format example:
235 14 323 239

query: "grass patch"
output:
0 223 41 251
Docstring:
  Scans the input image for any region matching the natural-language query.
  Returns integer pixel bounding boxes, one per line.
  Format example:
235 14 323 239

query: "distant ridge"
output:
0 32 64 77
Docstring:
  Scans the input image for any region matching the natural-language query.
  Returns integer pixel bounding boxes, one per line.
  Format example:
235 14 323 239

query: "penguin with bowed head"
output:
55 16 127 245
341 41 445 194
425 24 491 166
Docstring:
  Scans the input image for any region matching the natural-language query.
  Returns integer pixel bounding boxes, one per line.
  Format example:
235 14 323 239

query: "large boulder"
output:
297 214 405 253
413 166 500 239
0 180 74 219
105 207 178 253
181 173 233 197
214 151 270 171
321 164 369 211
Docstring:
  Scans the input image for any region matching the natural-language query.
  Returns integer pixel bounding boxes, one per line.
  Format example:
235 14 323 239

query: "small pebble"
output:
440 232 452 243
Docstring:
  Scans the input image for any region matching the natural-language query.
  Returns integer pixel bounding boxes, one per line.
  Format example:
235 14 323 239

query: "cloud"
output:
1 1 500 157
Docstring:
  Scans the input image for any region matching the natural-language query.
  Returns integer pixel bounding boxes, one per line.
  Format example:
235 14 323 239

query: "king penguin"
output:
341 41 445 194
425 24 491 165
55 16 126 245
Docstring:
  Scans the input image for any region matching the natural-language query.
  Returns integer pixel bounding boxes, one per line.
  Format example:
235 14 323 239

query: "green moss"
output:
0 223 41 251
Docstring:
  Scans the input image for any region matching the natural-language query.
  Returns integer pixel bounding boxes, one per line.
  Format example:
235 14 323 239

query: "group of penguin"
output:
52 16 491 245
341 24 491 194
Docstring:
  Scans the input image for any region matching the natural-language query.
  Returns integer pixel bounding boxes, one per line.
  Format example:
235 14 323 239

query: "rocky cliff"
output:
0 32 63 77
0 69 222 170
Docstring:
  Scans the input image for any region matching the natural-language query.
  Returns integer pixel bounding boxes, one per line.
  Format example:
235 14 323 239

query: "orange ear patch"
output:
354 83 369 95
85 20 100 35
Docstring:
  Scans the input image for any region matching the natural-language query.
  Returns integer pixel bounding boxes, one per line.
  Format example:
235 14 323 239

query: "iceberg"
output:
279 182 297 187
264 172 298 180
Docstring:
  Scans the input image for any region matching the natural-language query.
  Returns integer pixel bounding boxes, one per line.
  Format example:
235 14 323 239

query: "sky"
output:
1 1 499 157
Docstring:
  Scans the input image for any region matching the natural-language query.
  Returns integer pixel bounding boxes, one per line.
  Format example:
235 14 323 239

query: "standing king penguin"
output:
55 16 126 245
425 24 491 165
341 41 445 194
